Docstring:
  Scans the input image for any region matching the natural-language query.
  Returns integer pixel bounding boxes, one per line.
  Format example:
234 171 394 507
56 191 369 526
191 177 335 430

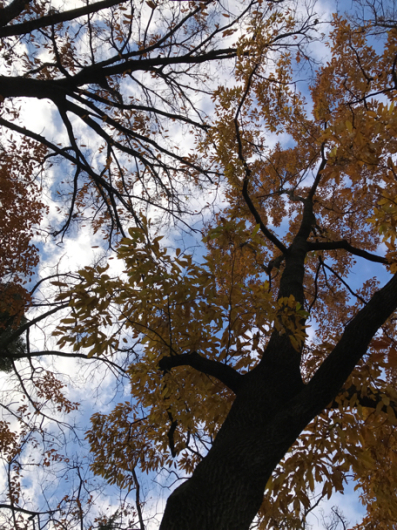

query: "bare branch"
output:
158 352 242 394
307 240 388 264
0 304 69 349
10 350 128 375
0 0 128 37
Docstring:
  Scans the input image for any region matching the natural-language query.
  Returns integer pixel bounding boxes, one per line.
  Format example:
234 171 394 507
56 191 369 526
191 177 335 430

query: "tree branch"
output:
0 0 128 37
0 0 33 26
295 152 327 242
77 89 210 129
300 271 397 420
242 179 289 255
307 240 387 264
0 48 237 100
233 66 288 256
0 304 69 349
0 503 57 516
329 383 397 413
158 352 242 394
307 145 327 202
320 258 367 304
10 350 128 375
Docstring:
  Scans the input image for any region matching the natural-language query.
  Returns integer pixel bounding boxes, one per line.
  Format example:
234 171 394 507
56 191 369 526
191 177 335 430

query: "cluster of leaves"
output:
275 295 309 351
0 283 28 372
59 219 284 481
0 136 48 318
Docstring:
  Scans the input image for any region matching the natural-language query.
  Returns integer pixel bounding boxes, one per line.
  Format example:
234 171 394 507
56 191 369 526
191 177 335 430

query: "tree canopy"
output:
2 0 397 529
1 0 299 241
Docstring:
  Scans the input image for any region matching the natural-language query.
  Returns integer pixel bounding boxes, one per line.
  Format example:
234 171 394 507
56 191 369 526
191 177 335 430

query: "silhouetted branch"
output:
0 0 128 37
307 240 387 264
158 352 242 393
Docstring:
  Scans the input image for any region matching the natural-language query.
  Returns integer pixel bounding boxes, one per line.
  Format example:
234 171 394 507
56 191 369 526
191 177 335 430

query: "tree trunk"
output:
160 349 307 530
160 272 397 530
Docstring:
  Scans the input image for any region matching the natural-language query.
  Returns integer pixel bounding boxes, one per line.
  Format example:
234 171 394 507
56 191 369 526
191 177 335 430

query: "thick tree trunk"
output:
160 272 397 530
160 346 307 530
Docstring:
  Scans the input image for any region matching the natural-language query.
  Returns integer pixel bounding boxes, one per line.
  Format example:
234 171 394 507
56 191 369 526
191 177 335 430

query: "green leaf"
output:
251 224 260 237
